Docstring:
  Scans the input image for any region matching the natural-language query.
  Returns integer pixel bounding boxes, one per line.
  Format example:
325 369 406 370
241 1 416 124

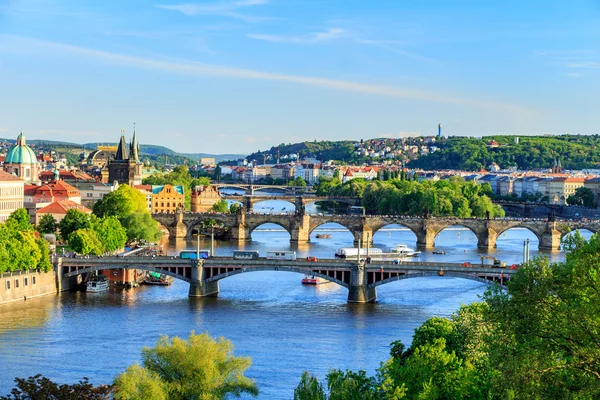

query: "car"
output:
306 256 318 262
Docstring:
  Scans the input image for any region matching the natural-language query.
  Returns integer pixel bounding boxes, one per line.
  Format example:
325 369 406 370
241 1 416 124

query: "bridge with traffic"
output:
57 256 516 303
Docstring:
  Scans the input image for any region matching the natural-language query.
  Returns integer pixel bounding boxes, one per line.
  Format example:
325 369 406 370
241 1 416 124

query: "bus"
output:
348 206 365 216
180 250 211 259
266 251 297 260
233 250 260 260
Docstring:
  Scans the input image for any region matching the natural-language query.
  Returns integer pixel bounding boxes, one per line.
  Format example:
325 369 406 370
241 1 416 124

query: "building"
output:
200 157 216 165
134 184 153 211
0 170 25 223
107 130 142 186
24 177 82 222
547 177 585 205
72 181 117 208
3 132 40 183
152 184 184 213
35 200 92 224
584 177 600 206
191 185 222 212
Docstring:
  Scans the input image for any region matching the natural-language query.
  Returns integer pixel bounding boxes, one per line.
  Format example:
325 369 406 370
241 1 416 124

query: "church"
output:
107 130 143 186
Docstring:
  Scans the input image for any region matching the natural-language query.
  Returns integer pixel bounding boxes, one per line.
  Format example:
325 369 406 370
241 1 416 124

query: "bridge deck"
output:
59 256 516 275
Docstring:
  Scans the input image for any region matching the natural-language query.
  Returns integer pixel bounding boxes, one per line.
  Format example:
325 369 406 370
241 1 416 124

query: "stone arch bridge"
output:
57 256 515 303
153 211 600 251
223 195 361 212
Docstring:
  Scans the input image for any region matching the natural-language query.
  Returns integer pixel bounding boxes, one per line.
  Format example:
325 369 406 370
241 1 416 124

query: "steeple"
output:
116 133 129 161
130 123 140 163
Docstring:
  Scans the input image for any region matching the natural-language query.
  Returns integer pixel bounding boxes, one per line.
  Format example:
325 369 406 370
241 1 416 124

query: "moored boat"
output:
315 234 331 239
389 244 421 257
432 250 446 255
143 272 173 286
86 275 109 292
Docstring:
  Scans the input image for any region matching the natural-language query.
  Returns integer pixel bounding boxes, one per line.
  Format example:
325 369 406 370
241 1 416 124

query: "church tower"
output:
108 126 143 186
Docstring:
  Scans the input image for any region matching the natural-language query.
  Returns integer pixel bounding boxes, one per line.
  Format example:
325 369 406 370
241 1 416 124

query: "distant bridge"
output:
153 211 600 251
57 256 516 303
223 195 361 212
212 183 312 195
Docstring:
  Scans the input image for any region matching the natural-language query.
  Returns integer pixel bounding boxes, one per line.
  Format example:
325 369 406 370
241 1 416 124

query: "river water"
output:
0 200 592 399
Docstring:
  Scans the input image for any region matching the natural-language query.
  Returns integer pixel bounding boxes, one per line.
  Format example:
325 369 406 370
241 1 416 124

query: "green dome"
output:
5 133 37 165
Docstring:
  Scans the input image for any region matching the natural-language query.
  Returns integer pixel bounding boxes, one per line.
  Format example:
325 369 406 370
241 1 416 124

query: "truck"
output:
480 255 506 268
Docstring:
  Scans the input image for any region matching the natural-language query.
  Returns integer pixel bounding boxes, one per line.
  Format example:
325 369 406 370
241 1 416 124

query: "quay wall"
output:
0 269 71 305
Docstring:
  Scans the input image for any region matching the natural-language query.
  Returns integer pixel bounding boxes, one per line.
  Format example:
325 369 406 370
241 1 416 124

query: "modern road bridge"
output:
57 256 516 303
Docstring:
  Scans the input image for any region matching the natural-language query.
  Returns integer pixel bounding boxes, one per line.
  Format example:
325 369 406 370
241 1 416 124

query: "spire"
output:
130 123 140 163
116 130 129 161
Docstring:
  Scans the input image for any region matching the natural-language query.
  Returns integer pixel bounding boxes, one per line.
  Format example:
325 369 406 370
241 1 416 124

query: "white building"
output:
0 170 25 223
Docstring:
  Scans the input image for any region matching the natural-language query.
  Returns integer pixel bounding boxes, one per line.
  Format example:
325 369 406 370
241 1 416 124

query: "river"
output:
0 200 592 399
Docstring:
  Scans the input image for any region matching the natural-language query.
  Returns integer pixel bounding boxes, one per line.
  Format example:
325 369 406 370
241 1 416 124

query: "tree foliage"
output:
113 331 258 400
211 199 230 213
0 374 113 400
59 209 92 240
37 214 58 235
0 209 52 273
566 187 596 207
93 185 161 243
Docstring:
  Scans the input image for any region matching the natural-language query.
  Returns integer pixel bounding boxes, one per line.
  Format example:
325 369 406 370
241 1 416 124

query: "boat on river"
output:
86 275 109 292
389 244 421 257
302 275 329 285
432 250 446 255
315 234 331 239
143 272 173 286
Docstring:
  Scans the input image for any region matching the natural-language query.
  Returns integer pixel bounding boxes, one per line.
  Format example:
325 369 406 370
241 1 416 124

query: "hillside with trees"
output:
409 135 600 171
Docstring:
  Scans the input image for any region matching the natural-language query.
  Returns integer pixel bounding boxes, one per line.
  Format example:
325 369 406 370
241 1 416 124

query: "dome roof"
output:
5 132 38 165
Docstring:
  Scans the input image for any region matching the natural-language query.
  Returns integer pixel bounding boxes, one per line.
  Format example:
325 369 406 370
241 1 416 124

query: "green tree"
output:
68 229 103 255
113 364 167 400
91 216 127 253
0 374 113 400
59 209 92 241
211 199 230 213
121 212 163 243
94 185 161 243
6 208 32 232
114 331 258 400
289 177 307 187
93 184 148 218
484 232 600 399
567 187 596 207
294 372 326 400
36 214 58 235
229 203 242 214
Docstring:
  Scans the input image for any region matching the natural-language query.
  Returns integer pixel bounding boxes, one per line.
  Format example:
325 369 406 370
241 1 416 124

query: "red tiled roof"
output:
0 170 25 181
37 200 92 215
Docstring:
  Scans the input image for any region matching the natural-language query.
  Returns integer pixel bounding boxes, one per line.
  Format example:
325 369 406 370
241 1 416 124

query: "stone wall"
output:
0 269 65 305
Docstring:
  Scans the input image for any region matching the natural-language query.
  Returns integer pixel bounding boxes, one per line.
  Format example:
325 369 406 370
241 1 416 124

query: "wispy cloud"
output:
0 35 532 117
156 0 271 22
248 27 434 62
247 28 346 44
567 61 600 69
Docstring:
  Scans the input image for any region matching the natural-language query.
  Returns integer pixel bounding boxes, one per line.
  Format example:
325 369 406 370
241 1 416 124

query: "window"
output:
5 280 10 290
15 279 19 288
32 276 36 285
24 277 28 286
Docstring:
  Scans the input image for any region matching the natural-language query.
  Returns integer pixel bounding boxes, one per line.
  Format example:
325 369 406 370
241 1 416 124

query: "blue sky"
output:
0 0 598 154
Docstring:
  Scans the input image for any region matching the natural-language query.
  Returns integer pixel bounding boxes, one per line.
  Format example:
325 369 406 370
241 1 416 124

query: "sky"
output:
0 0 599 154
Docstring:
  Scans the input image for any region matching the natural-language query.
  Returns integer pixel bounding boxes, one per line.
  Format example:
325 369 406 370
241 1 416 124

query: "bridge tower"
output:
539 221 562 251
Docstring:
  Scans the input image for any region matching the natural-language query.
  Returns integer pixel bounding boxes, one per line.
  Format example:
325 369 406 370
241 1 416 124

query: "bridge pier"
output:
188 261 220 298
230 213 251 243
416 228 436 248
291 214 310 243
477 228 499 250
347 264 376 303
539 223 561 251
352 222 373 246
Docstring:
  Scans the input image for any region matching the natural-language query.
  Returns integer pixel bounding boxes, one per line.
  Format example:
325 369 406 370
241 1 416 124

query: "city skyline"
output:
0 0 598 153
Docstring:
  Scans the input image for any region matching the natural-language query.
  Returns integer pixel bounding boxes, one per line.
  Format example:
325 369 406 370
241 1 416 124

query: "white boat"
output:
335 248 383 258
86 275 109 292
389 244 421 257
301 275 329 285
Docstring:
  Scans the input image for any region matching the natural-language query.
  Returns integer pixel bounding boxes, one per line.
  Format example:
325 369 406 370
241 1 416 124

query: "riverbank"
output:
0 269 71 305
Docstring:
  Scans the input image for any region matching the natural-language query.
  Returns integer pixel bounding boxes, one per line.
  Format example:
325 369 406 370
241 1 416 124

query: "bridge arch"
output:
63 265 192 283
496 225 542 243
251 198 296 214
432 224 480 249
561 228 596 242
184 215 235 238
309 222 354 242
366 272 506 290
248 222 292 241
204 266 349 288
370 223 419 246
